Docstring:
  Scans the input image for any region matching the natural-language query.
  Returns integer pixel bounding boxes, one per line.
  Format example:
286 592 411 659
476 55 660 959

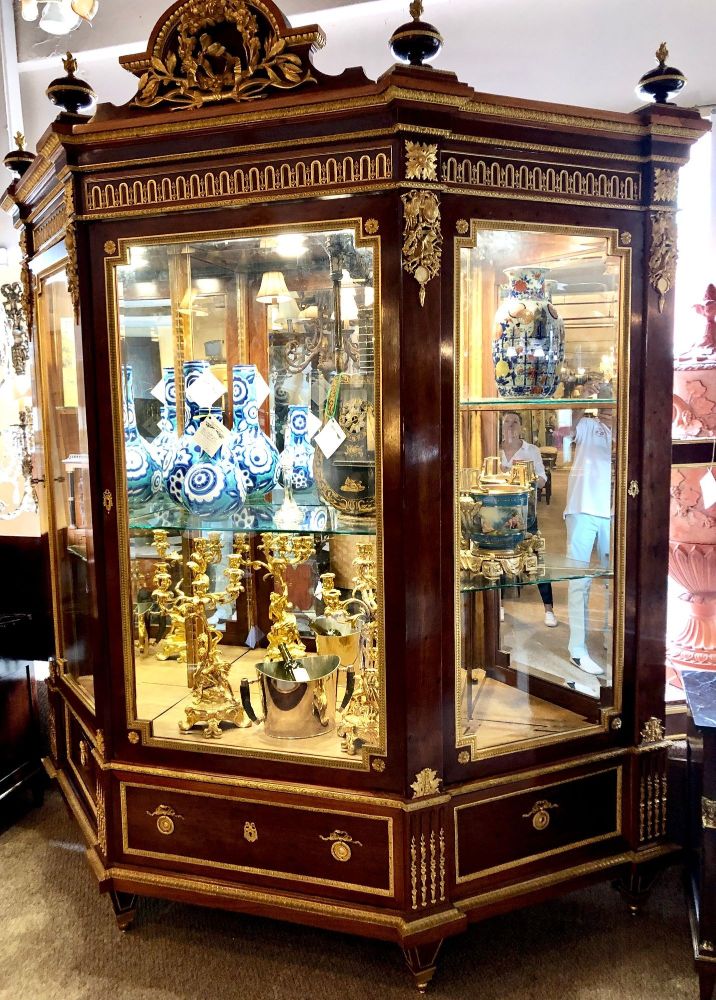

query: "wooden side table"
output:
684 671 716 1000
0 613 44 816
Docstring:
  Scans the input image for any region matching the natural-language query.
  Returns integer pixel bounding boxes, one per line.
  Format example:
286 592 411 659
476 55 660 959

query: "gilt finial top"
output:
409 1 423 20
13 132 25 151
656 42 668 65
62 52 78 76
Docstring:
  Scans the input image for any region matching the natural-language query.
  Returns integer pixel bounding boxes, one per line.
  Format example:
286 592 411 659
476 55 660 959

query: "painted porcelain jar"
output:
228 364 279 499
492 266 565 398
460 458 530 552
149 366 178 478
280 405 315 491
122 364 162 507
164 361 245 517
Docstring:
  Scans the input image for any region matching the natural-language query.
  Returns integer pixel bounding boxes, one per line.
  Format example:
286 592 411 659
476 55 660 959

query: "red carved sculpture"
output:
669 284 716 685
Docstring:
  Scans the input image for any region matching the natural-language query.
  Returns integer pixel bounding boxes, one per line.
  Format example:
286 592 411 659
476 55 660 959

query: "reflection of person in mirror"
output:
500 411 557 627
564 398 613 676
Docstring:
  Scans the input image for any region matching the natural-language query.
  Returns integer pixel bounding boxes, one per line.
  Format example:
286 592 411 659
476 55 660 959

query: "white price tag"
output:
701 469 716 510
306 411 323 441
253 371 270 407
366 408 376 453
150 378 166 404
192 415 231 458
185 369 226 408
314 418 346 459
314 580 323 601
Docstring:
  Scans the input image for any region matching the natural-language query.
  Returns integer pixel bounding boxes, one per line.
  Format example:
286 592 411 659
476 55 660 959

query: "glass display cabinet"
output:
2 0 708 986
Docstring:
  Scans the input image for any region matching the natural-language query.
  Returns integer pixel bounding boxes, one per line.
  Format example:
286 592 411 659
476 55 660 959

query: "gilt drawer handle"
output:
78 739 89 768
147 804 184 836
244 821 258 843
523 800 559 832
320 830 363 862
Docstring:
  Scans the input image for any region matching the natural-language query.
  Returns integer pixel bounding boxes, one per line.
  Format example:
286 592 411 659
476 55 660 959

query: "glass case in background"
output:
36 266 97 709
109 224 383 762
455 224 628 757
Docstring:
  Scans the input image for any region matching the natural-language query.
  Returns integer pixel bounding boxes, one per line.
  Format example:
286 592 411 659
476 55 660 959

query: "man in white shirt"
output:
564 410 613 675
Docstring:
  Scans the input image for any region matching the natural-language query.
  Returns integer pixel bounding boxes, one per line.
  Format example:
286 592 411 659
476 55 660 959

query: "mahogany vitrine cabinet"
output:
3 0 708 986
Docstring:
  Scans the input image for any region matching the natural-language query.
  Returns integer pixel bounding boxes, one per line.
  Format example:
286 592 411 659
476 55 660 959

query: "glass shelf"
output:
460 397 616 410
461 560 613 593
128 488 376 536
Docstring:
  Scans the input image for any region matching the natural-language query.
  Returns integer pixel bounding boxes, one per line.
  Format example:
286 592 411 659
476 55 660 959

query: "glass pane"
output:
457 226 624 755
114 226 381 762
38 268 97 707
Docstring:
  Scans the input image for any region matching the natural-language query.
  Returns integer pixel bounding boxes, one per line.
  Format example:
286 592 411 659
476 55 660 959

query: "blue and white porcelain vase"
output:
164 361 245 517
228 364 279 499
122 364 162 507
149 366 178 478
280 405 315 491
492 266 565 398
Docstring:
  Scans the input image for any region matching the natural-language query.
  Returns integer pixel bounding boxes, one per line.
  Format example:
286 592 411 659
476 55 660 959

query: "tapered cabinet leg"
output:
613 861 662 916
109 890 137 931
402 940 443 992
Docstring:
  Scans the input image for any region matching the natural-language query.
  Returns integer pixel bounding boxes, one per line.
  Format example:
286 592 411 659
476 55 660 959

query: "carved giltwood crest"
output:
120 0 324 110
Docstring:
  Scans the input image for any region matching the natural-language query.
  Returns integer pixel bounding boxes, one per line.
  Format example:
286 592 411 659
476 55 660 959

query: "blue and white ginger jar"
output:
164 361 245 517
280 404 315 491
228 364 279 499
122 364 162 507
149 366 178 479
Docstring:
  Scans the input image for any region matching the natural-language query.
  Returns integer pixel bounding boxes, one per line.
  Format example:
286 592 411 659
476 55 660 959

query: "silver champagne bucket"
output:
239 640 354 740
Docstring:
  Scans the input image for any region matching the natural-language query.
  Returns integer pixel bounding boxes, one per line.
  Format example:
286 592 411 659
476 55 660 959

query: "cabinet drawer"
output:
455 766 622 884
120 781 395 898
64 703 97 815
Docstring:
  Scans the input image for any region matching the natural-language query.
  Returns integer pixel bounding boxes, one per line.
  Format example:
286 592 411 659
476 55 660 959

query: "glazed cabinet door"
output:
34 257 100 713
453 221 630 765
103 217 386 771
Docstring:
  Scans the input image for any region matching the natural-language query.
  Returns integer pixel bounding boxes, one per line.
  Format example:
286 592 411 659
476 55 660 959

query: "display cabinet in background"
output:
2 0 708 986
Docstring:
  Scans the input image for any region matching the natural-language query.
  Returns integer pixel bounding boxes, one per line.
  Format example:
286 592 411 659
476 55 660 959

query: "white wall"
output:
10 0 716 156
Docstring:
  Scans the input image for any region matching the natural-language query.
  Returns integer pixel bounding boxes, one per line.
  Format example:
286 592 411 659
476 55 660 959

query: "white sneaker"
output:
544 610 558 627
499 605 505 622
570 654 604 676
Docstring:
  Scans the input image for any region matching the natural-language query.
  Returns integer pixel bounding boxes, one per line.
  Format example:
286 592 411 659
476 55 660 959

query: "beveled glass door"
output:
36 262 99 710
455 222 630 760
106 220 385 766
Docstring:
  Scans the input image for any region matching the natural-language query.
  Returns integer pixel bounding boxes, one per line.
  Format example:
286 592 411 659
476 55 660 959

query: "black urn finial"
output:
637 43 686 105
389 1 443 67
3 132 35 180
46 51 95 117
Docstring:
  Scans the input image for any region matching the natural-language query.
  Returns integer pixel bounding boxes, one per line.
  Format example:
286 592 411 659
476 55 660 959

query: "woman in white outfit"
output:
564 410 613 675
500 411 558 628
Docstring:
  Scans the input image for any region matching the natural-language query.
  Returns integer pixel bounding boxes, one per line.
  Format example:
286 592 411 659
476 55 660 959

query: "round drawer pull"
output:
147 804 184 836
522 799 559 832
320 829 363 862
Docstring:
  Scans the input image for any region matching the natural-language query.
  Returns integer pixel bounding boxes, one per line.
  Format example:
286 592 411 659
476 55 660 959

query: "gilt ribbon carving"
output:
121 0 322 109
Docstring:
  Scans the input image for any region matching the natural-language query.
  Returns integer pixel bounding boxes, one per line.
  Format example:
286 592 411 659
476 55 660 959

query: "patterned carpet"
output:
0 788 698 1000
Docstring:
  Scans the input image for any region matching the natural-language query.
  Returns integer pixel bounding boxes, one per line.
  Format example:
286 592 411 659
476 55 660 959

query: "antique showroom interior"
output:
1 0 716 996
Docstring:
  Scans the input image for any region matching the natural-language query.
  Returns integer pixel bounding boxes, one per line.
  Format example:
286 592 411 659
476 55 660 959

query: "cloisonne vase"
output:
228 364 279 499
164 360 245 517
280 405 315 491
492 266 565 397
313 373 376 522
149 366 178 477
122 364 162 507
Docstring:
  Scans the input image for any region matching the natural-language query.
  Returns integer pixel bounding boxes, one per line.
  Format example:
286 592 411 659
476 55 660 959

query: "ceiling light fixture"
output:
22 0 100 35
